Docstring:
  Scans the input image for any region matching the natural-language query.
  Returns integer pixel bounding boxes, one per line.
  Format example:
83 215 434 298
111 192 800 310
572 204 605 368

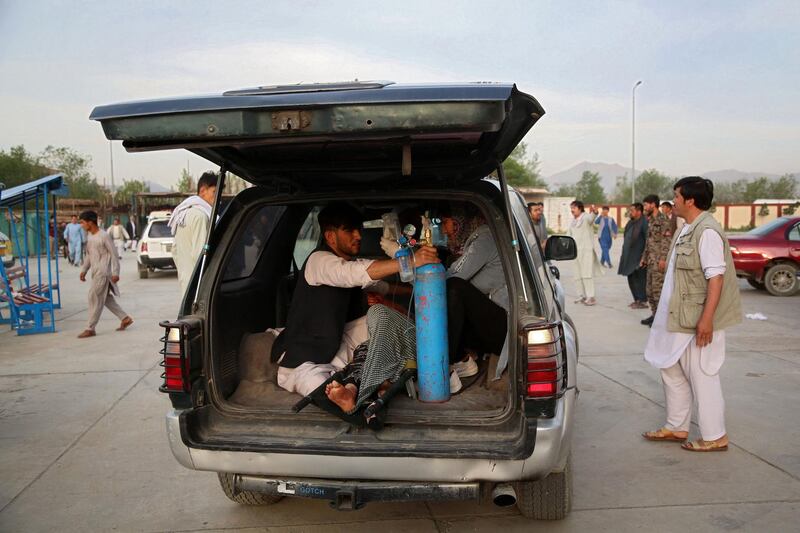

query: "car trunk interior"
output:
206 184 520 429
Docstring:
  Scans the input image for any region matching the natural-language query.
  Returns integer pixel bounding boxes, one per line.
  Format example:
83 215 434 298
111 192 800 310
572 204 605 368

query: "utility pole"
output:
109 140 116 207
631 80 643 204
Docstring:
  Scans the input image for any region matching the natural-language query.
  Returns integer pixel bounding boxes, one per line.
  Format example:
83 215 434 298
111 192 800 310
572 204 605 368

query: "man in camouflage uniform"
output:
640 194 673 326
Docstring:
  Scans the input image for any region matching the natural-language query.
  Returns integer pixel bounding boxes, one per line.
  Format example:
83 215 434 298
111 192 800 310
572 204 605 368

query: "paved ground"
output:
1 242 798 532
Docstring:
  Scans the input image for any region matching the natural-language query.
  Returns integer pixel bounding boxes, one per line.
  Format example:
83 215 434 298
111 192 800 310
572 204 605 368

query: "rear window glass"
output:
224 205 286 280
148 221 171 238
293 207 321 268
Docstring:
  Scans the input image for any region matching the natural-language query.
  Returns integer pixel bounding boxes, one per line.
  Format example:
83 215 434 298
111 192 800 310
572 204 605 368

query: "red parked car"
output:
729 216 800 296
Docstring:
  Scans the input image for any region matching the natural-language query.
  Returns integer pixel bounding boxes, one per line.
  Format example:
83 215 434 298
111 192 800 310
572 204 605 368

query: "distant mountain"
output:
546 161 630 191
546 161 795 192
144 180 170 193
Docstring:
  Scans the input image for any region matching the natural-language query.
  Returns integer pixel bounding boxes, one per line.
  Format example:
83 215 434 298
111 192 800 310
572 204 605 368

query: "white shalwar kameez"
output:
644 225 727 441
568 212 601 298
82 230 128 330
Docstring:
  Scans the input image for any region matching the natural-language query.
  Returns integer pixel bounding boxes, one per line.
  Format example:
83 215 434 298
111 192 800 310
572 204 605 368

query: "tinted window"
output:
223 205 286 280
747 217 788 236
788 222 800 242
148 221 172 238
293 207 321 268
508 189 548 317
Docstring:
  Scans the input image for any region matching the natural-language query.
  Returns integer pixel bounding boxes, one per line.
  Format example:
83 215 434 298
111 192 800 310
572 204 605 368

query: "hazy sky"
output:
1 0 798 189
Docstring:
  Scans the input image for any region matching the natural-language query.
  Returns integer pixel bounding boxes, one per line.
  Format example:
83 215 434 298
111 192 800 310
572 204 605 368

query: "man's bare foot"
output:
325 381 358 412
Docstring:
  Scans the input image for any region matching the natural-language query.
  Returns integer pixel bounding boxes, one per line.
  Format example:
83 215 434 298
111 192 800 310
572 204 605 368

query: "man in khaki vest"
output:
642 177 741 452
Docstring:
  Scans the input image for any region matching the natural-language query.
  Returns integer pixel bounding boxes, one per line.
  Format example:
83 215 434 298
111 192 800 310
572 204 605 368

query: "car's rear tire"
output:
515 454 572 520
746 279 766 291
764 263 798 296
138 266 149 279
217 473 284 505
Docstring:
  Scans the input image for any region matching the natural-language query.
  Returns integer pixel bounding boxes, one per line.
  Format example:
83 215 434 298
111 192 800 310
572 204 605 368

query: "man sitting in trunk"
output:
271 202 439 407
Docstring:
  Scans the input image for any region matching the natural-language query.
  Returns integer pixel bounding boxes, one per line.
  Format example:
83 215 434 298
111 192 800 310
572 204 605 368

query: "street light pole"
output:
631 80 643 204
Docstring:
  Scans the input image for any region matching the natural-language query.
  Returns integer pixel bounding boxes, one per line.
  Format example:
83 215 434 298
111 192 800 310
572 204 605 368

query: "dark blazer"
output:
125 220 138 240
618 216 648 276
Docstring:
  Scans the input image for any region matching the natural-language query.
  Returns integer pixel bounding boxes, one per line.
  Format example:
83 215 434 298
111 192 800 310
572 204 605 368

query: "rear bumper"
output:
139 255 175 269
165 388 575 482
237 476 480 509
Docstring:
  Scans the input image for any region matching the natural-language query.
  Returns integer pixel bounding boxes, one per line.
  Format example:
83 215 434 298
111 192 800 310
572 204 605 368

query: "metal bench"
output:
0 263 55 335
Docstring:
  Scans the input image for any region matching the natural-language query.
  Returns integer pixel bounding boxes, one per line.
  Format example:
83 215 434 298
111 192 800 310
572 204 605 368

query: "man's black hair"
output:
643 194 660 206
79 210 98 224
601 205 610 211
571 200 585 212
197 171 218 193
318 202 363 233
631 202 644 213
661 201 673 208
674 176 714 210
526 202 536 208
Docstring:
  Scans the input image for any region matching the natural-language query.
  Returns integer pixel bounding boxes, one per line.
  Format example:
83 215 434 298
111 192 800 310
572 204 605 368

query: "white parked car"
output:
137 211 175 279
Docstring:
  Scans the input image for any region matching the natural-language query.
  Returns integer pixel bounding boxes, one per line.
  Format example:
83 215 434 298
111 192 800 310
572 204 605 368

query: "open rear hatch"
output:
90 81 544 188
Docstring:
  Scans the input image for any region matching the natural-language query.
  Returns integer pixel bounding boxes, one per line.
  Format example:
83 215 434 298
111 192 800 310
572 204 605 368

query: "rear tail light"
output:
141 242 148 253
159 323 189 393
524 323 566 400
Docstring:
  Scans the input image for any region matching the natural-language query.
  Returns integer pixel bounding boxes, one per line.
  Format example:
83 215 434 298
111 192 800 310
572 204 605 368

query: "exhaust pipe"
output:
492 483 517 507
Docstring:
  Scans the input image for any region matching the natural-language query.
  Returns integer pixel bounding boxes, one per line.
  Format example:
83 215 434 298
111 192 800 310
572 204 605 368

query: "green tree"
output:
611 175 631 204
39 145 104 199
503 143 546 188
176 168 195 193
572 171 607 205
552 183 576 197
0 145 49 189
713 180 746 204
634 169 674 202
765 173 797 200
114 179 150 205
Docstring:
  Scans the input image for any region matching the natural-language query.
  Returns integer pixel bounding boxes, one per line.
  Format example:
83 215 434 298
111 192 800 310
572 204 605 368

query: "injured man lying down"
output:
271 201 508 423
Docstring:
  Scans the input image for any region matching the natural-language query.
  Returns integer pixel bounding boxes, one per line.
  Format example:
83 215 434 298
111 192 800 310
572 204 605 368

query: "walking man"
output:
169 171 217 295
125 215 139 252
108 217 130 259
568 200 602 306
63 215 84 266
641 194 673 326
77 210 133 338
643 177 741 452
594 206 618 268
618 203 648 309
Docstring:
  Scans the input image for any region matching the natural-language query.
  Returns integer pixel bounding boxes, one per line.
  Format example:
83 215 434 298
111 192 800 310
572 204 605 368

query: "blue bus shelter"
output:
0 174 67 334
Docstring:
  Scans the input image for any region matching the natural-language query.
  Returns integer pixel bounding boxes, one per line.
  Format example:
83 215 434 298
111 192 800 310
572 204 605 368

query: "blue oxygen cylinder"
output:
414 263 450 402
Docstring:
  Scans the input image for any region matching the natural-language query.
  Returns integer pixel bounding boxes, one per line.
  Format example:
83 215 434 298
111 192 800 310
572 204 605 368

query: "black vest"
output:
271 246 365 368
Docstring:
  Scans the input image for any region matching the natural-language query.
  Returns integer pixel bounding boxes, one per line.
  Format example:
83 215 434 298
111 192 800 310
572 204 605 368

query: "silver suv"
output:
91 82 579 519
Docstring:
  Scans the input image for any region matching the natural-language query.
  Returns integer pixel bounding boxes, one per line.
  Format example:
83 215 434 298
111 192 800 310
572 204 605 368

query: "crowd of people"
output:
67 171 739 453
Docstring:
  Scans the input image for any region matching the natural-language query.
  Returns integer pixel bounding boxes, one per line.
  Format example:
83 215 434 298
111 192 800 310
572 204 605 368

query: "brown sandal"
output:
681 438 728 452
642 427 688 442
116 316 134 331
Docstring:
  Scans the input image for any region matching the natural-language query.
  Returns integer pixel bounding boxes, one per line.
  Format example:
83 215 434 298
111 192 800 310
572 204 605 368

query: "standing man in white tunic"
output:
77 210 133 338
642 177 741 452
568 200 602 306
169 172 218 296
108 217 130 259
